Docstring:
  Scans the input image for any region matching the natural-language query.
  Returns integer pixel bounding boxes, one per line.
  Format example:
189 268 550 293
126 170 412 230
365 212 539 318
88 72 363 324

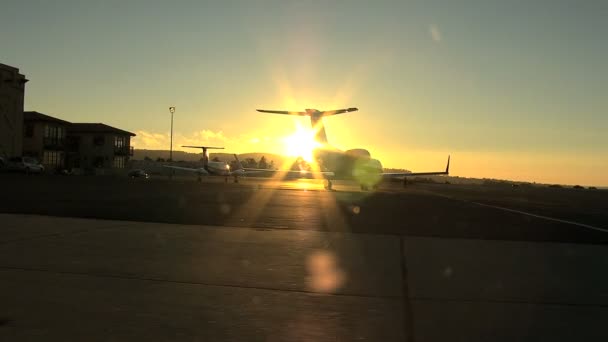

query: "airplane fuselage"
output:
313 147 384 186
206 161 231 176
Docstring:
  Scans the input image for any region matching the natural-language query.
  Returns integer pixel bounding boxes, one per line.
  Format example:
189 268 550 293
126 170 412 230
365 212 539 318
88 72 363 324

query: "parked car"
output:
7 157 45 174
128 169 149 179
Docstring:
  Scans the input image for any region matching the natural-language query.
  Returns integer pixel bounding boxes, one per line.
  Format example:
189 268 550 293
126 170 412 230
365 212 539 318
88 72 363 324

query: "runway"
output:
1 174 608 341
1 215 607 341
1 174 607 243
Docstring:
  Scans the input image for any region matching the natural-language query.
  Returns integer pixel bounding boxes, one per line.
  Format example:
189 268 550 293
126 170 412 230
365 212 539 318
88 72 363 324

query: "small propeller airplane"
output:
162 146 249 183
249 108 450 190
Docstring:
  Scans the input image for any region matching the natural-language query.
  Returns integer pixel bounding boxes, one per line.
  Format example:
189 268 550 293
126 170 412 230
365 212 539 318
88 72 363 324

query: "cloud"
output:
132 129 230 151
196 130 228 142
132 131 169 150
131 129 283 155
429 24 442 42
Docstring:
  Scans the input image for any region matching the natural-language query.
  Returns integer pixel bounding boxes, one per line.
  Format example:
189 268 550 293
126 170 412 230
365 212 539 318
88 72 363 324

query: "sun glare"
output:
283 122 320 162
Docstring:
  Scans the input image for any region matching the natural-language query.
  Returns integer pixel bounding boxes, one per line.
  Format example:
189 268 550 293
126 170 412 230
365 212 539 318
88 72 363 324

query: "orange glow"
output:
282 121 321 162
306 250 346 293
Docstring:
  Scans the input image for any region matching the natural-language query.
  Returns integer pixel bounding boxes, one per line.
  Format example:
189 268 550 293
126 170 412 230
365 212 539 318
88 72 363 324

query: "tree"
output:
258 156 268 169
144 156 152 162
268 160 275 170
245 158 257 168
156 157 165 162
290 157 310 171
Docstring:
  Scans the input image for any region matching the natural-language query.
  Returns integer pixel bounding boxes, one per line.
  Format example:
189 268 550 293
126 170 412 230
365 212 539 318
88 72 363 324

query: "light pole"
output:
169 107 175 162
169 107 175 179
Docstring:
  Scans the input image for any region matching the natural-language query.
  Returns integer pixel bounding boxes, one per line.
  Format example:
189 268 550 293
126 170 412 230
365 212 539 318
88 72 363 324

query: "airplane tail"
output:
182 145 224 167
182 145 224 154
309 112 330 144
232 154 243 170
257 108 358 144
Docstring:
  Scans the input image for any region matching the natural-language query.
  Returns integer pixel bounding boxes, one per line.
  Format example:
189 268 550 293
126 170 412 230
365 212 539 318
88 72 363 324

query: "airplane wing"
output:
229 154 270 175
321 108 359 116
231 168 270 176
182 146 224 150
256 109 309 116
382 156 450 178
162 165 209 175
231 154 335 176
243 168 335 177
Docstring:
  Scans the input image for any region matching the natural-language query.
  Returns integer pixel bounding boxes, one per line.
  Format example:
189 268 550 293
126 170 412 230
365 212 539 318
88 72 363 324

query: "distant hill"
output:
134 149 200 161
383 168 411 173
210 152 286 166
133 149 286 165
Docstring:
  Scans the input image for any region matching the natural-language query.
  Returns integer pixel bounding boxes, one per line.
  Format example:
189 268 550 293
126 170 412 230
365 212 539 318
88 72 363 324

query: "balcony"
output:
43 138 65 150
114 146 134 156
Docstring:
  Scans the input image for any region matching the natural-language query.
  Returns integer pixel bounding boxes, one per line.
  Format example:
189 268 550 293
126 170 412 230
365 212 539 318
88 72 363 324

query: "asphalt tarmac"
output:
1 173 608 341
1 174 607 244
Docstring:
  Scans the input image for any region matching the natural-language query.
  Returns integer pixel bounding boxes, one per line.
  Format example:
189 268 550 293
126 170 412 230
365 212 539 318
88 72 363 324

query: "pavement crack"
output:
0 266 402 300
410 295 608 309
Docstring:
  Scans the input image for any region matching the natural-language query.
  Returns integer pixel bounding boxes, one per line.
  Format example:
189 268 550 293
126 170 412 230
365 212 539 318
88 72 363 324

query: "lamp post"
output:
169 107 175 179
169 107 175 162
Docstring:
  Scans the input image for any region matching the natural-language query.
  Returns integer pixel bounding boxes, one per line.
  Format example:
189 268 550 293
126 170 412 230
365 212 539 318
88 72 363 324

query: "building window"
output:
114 136 125 148
42 151 63 167
25 123 34 137
43 124 64 145
44 125 58 139
113 156 125 169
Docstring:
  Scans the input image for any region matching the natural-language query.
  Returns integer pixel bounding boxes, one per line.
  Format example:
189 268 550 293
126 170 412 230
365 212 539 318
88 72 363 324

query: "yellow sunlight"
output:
282 121 320 162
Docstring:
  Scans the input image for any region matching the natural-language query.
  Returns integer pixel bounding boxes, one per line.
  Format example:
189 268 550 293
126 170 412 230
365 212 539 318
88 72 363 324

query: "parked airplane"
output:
163 146 246 182
254 108 450 190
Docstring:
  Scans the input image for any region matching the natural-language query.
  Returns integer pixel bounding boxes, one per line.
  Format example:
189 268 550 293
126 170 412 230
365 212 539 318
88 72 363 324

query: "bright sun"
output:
283 122 320 162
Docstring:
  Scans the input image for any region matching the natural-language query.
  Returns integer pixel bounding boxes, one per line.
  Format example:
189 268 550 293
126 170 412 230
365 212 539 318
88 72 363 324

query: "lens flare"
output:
283 122 320 162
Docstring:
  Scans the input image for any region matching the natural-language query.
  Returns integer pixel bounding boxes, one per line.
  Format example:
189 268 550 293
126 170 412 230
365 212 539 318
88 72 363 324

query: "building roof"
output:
24 111 71 125
1 63 28 85
0 63 19 72
69 123 136 136
23 111 135 136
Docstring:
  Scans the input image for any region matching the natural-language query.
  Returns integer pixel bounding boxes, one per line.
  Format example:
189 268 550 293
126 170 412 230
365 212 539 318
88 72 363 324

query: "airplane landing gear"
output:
324 179 333 190
234 176 239 183
360 183 379 191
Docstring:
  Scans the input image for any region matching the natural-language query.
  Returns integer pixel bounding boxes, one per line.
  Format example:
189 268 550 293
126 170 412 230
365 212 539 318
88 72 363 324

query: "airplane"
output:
253 108 450 190
162 146 248 182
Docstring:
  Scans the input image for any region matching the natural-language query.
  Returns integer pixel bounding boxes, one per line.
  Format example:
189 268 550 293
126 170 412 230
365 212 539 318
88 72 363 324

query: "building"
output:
23 111 70 169
22 111 137 174
1 63 136 173
67 123 135 172
0 63 28 158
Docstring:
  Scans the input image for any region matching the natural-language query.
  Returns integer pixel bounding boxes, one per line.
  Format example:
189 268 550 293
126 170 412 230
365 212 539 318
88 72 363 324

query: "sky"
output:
1 0 607 185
